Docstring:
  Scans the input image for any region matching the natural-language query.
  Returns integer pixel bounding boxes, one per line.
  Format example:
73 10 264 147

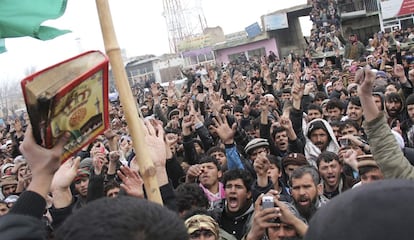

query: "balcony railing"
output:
338 0 379 14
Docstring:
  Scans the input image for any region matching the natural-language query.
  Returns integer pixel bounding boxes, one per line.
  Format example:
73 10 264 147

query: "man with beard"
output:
401 93 414 148
385 92 407 127
216 169 254 240
316 151 355 199
289 166 328 222
304 119 340 165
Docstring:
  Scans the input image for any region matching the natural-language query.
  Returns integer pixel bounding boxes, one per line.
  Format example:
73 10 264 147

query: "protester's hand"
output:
356 66 376 95
150 83 160 98
166 119 180 129
181 161 190 173
246 194 279 240
185 164 202 182
253 153 270 177
165 133 178 159
20 125 70 198
291 78 304 102
181 115 194 136
51 156 81 191
339 134 363 147
392 120 402 136
92 152 105 175
262 63 272 85
188 99 198 117
304 82 314 95
209 91 222 113
109 151 120 164
409 69 414 81
117 165 144 199
165 133 178 148
259 96 268 112
104 129 119 151
225 75 232 86
196 92 206 102
211 114 237 145
341 148 358 171
143 119 166 168
394 64 406 80
279 116 293 131
167 81 176 98
90 141 106 158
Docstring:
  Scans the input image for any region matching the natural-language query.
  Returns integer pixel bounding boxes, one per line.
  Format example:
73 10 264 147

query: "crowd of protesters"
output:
2 16 414 240
307 0 342 55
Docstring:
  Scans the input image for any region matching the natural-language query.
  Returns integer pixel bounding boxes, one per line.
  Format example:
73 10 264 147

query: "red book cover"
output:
21 50 110 162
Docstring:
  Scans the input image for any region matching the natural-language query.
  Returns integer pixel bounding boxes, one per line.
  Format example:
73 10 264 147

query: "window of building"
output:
247 47 266 60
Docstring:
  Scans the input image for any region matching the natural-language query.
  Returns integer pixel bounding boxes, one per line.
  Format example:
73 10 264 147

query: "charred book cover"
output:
21 50 110 162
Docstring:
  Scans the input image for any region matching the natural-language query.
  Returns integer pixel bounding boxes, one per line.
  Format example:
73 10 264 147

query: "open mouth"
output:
298 198 310 206
326 175 336 184
228 197 239 208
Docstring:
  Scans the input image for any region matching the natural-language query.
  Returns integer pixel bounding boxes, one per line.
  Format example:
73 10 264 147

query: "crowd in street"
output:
1 6 414 240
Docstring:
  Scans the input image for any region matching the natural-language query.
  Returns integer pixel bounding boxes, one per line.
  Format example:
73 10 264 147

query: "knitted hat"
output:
73 169 90 183
244 138 269 155
305 179 414 240
282 153 308 168
376 71 387 79
406 93 414 106
185 214 219 239
79 158 93 170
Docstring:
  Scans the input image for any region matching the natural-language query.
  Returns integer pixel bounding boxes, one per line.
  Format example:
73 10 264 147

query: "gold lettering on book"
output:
63 88 91 116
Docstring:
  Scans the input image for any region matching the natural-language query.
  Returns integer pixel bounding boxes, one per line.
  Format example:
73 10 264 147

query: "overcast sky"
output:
0 0 309 83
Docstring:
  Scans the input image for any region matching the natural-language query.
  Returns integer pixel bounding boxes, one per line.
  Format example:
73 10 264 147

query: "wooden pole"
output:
95 0 163 205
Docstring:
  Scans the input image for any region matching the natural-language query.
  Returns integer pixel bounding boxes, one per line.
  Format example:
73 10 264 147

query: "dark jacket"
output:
323 174 356 199
0 191 48 240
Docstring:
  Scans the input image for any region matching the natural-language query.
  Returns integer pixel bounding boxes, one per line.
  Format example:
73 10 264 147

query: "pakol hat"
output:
357 154 378 169
244 138 269 155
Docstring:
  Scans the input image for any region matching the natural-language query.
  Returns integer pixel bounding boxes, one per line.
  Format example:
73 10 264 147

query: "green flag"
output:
0 0 71 53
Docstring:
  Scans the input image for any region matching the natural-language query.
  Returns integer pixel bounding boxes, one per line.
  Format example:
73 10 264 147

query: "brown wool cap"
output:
357 154 378 169
282 153 308 168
